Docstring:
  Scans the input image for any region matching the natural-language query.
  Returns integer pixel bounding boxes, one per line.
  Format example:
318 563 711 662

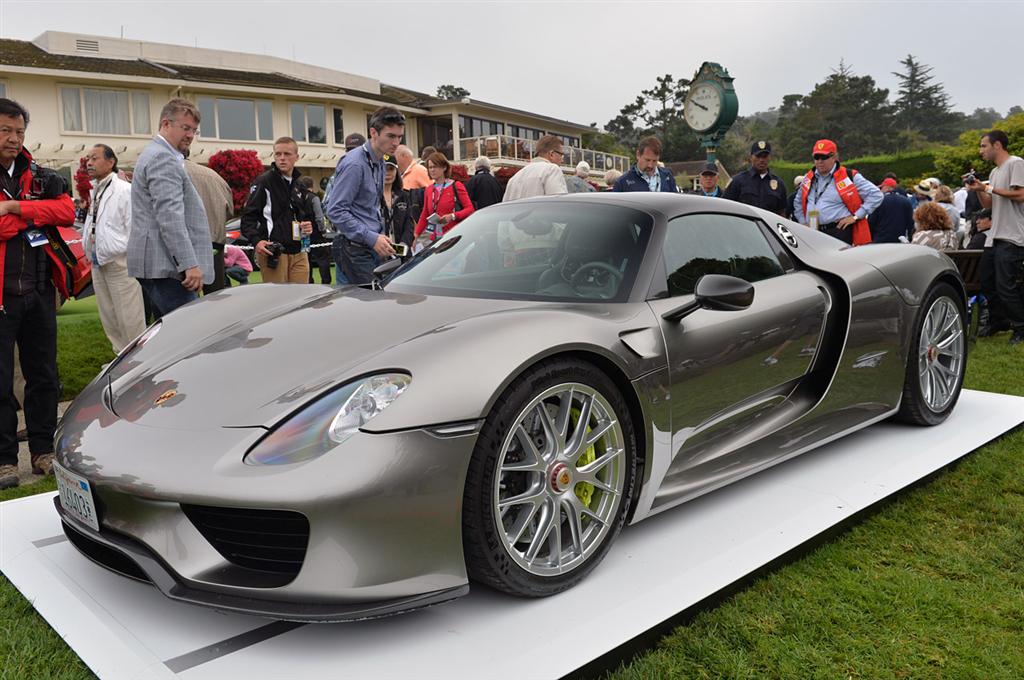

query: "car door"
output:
646 212 831 509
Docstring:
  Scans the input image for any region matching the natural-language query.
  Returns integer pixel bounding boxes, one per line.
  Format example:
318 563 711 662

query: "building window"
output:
290 103 326 144
0 82 6 98
60 86 150 135
332 107 344 145
196 96 273 141
509 125 543 141
458 115 505 138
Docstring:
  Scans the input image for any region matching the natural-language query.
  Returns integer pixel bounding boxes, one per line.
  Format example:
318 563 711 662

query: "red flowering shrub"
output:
74 156 92 206
449 164 469 182
494 165 522 190
208 149 265 213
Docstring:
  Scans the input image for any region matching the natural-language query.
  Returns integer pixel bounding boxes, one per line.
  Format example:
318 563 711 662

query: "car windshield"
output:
384 201 653 302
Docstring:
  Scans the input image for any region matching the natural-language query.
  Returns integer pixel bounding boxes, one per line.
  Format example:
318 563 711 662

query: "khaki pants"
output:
94 257 147 353
256 251 309 284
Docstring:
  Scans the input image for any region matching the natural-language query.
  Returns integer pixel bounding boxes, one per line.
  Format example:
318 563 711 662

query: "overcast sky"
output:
3 0 1022 128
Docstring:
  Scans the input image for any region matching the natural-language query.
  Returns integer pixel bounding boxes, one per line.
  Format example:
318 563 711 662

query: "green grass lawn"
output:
3 303 1024 678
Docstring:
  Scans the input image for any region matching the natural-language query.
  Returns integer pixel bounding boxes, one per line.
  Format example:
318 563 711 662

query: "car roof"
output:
515 192 762 220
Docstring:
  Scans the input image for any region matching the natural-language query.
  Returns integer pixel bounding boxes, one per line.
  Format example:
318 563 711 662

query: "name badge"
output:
24 229 48 248
808 210 820 231
291 220 301 240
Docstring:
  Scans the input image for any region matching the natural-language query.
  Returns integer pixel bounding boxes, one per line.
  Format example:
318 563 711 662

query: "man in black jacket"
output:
723 141 788 215
464 156 504 209
868 178 914 243
240 137 313 283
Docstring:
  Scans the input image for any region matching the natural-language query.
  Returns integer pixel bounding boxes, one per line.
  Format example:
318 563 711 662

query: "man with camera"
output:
0 98 76 488
325 106 406 284
965 129 1024 345
240 137 314 283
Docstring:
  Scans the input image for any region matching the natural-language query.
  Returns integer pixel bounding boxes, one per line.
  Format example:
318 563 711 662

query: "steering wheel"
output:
569 261 623 297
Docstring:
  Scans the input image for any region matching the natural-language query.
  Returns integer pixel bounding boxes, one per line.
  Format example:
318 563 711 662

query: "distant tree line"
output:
598 56 1020 171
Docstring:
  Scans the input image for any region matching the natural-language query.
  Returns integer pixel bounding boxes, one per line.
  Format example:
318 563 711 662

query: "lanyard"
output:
811 173 833 205
432 181 450 209
90 177 113 225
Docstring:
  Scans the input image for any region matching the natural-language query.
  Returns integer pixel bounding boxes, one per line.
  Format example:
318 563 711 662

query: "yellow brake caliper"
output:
571 408 598 508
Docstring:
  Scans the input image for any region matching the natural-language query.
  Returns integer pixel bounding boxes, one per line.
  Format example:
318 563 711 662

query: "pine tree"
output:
777 61 896 160
892 55 960 142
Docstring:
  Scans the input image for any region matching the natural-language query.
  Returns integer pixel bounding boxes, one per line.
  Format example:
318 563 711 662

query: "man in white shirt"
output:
965 129 1024 345
502 135 568 202
83 144 146 352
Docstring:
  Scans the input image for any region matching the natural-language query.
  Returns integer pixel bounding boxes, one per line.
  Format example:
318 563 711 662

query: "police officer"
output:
690 163 723 197
723 141 789 215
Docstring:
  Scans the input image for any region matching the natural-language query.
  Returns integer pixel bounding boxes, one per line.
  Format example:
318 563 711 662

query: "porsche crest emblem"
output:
154 390 177 406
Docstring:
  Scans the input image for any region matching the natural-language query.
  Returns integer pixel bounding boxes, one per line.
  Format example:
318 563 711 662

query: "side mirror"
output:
661 274 755 322
372 257 402 283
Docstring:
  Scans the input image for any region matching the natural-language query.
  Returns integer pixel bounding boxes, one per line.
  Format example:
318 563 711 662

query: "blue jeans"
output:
331 236 351 286
225 266 249 285
138 278 198 318
336 236 380 285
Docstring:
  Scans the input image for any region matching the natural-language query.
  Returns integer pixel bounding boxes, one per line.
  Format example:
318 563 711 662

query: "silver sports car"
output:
54 194 968 621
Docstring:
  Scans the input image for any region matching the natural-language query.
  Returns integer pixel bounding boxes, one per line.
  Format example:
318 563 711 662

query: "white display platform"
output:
2 389 1022 680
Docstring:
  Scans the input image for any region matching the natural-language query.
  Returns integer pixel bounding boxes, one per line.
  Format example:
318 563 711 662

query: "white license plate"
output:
55 462 100 532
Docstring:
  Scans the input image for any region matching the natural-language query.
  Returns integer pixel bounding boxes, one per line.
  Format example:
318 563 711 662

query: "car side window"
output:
663 213 787 297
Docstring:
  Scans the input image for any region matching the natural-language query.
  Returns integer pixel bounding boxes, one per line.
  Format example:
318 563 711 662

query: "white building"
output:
0 31 630 192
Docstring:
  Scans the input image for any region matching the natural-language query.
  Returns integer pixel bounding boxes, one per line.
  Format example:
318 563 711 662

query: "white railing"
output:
457 135 631 174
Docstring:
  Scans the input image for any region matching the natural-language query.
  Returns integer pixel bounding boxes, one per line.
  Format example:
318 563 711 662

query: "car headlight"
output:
244 373 411 465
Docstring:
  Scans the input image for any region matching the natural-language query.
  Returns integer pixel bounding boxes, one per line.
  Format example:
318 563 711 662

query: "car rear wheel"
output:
896 282 966 425
462 359 636 597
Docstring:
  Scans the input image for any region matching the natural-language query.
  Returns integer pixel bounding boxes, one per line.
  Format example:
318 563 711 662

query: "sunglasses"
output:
813 153 834 161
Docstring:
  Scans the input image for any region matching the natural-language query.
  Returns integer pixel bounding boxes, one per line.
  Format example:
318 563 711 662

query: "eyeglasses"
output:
171 121 200 135
812 153 834 161
549 148 566 158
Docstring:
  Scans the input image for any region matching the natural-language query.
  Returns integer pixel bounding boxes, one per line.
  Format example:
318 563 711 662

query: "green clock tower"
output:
682 62 739 165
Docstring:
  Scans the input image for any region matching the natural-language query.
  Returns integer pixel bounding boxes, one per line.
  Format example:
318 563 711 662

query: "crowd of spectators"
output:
0 92 1021 489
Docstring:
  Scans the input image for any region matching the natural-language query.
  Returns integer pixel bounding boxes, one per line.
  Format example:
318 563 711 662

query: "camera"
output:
963 171 977 186
264 241 284 269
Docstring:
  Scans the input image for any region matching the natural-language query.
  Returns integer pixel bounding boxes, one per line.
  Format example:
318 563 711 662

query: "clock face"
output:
684 82 723 133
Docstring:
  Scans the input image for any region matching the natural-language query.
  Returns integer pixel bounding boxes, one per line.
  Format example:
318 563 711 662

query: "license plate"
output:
55 462 100 532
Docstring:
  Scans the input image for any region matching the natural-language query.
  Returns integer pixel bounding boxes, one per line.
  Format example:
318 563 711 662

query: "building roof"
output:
0 38 412 106
1 34 593 133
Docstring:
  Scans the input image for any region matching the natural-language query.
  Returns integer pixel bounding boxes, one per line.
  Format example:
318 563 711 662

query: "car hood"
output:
106 285 528 431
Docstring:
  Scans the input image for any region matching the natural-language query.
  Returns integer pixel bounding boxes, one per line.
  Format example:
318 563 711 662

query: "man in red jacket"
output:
0 98 75 488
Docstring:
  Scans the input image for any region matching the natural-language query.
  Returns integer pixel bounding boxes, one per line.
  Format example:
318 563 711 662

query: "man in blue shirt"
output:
868 178 914 243
325 107 405 284
612 136 678 193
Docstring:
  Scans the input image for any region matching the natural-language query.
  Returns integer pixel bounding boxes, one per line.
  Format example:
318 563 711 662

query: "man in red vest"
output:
793 139 882 246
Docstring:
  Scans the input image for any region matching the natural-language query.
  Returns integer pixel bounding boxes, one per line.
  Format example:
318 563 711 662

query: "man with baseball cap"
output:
690 163 723 197
868 176 914 243
793 139 882 245
723 141 788 215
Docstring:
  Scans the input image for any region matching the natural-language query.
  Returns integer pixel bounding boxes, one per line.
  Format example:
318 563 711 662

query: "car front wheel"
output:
896 281 967 425
462 359 636 597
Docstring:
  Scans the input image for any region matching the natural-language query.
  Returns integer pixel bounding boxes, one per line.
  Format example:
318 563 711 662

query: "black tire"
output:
462 358 637 597
895 282 967 425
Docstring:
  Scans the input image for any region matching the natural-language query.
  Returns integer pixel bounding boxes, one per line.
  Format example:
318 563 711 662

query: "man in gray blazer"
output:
128 98 213 317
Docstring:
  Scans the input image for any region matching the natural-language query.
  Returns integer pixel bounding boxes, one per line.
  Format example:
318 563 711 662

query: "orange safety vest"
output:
800 165 872 246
